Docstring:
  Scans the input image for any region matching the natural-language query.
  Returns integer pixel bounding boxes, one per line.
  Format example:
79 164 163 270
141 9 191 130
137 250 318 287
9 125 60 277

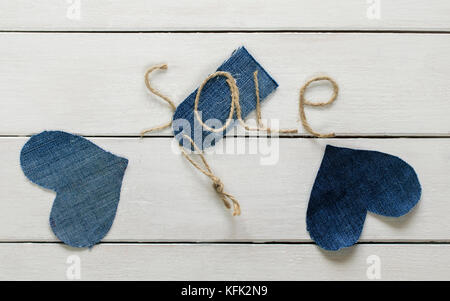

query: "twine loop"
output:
194 72 239 133
212 177 241 216
299 76 339 138
211 178 241 216
212 177 224 193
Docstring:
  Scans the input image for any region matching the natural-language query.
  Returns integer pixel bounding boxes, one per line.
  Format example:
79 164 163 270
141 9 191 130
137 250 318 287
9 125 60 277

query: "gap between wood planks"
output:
1 241 450 245
1 135 449 139
1 30 450 34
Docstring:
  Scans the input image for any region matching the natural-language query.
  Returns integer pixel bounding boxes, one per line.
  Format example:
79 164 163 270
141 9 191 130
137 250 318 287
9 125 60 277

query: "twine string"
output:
140 65 241 216
299 76 339 138
253 71 263 128
179 134 241 216
140 64 339 216
141 64 177 137
142 65 339 138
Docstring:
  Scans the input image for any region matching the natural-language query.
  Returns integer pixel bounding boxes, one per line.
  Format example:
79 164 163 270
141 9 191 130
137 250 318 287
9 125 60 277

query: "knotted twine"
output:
141 64 339 216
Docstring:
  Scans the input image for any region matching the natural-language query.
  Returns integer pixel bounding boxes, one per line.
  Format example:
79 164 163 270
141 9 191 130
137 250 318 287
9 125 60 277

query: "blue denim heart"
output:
172 46 278 150
20 131 128 248
307 145 421 251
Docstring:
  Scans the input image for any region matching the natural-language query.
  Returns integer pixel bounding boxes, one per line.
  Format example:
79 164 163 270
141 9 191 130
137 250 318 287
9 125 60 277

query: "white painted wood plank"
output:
0 33 449 136
0 243 448 280
1 137 448 242
1 1 450 31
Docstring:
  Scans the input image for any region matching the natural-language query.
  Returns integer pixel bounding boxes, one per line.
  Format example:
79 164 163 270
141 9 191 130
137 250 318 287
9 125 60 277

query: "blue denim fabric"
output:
172 46 278 150
307 145 421 251
20 131 128 248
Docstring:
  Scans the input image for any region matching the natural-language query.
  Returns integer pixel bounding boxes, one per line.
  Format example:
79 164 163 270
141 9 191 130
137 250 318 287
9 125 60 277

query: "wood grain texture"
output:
1 137 447 242
1 2 449 280
1 0 450 31
0 33 449 136
1 243 449 280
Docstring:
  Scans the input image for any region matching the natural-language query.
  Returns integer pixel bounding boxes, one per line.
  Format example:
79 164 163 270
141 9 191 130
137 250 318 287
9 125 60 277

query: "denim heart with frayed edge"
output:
307 145 421 251
20 131 128 248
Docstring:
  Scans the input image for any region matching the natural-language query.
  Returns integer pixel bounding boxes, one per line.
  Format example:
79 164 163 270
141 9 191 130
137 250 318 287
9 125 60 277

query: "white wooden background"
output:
0 1 449 280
